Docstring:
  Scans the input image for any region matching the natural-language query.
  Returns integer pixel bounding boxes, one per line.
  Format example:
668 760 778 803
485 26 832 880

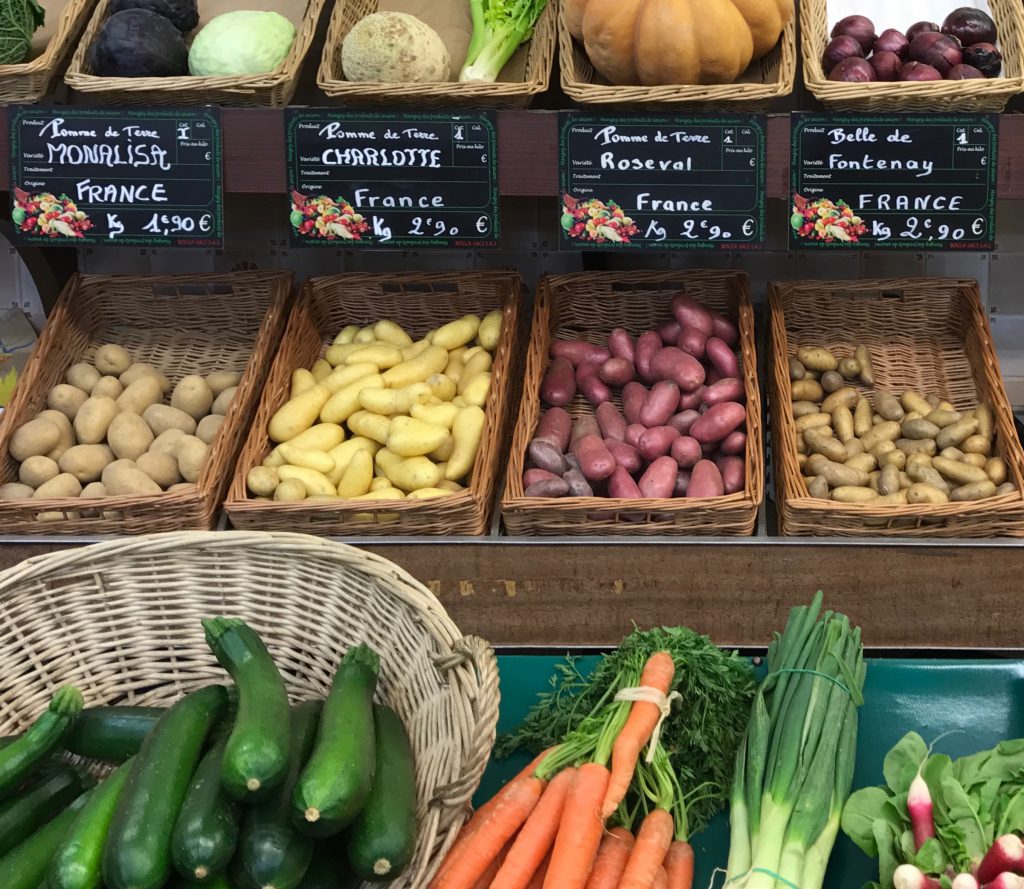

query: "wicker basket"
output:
0 271 292 535
558 2 797 109
803 0 1024 111
225 272 522 537
0 530 499 889
64 0 325 106
502 271 764 537
769 278 1024 537
316 0 555 108
0 0 94 103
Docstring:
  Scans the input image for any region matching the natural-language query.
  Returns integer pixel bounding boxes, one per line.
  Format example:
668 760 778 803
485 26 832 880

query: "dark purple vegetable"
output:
963 42 1002 77
909 31 962 76
109 0 198 32
870 50 902 81
948 63 985 79
823 34 864 72
906 21 940 42
831 14 876 53
898 61 943 81
828 56 877 82
875 28 910 58
88 9 188 77
941 7 997 47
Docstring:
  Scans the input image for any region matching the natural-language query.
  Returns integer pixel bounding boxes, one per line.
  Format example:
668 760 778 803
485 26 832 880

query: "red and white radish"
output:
977 836 1024 885
893 864 942 889
908 771 936 851
981 875 1024 889
952 875 979 889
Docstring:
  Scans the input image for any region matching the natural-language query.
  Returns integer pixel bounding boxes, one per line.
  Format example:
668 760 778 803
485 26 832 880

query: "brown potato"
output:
47 384 88 421
791 380 824 403
797 347 838 372
11 417 62 461
19 455 59 488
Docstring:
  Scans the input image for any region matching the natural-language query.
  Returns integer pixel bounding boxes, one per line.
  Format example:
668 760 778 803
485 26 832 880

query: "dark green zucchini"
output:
293 645 379 837
102 685 229 889
232 701 322 889
171 735 239 882
0 786 90 889
49 759 133 889
168 875 233 889
0 765 93 856
345 704 418 882
203 617 291 801
64 705 164 762
299 842 359 889
0 684 84 801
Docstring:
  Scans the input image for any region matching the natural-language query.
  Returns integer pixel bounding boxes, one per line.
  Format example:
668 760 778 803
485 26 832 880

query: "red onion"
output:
909 31 962 76
948 63 985 79
828 57 877 82
963 42 1002 77
898 61 943 81
875 28 910 59
831 14 876 53
906 21 940 42
941 8 997 47
870 50 902 81
823 34 864 72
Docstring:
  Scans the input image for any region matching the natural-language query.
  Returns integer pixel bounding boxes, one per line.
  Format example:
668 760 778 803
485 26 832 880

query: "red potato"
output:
635 331 662 382
607 327 635 363
622 381 649 425
670 292 714 337
564 453 581 473
710 310 739 347
639 380 681 428
690 402 745 445
639 456 678 498
670 436 702 469
570 414 601 452
673 470 691 497
528 439 568 475
576 434 616 481
638 426 681 461
599 357 636 387
608 465 642 498
668 410 700 435
705 368 723 386
596 401 628 441
563 468 594 497
703 377 745 407
678 386 706 412
651 347 706 392
677 327 708 360
605 438 643 474
576 362 612 405
525 477 571 497
625 424 646 448
706 337 740 379
716 455 745 494
720 430 747 456
534 407 572 451
656 319 682 344
541 356 577 406
688 460 725 498
550 339 610 366
523 468 561 488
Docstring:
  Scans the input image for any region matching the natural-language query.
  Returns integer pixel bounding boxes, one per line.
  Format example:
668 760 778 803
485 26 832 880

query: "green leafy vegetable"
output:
0 0 44 65
459 0 546 83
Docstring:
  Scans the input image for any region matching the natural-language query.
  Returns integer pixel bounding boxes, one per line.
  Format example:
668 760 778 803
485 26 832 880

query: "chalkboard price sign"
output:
286 111 499 249
559 113 766 250
9 106 222 248
790 113 997 251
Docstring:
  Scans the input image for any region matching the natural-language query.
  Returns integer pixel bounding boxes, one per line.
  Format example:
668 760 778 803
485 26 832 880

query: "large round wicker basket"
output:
0 531 500 889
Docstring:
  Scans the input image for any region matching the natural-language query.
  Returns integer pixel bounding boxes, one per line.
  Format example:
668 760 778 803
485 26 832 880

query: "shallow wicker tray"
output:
64 0 326 106
0 271 292 535
225 271 522 537
0 530 500 889
502 271 764 537
558 2 797 109
802 0 1024 111
769 277 1024 537
316 0 555 108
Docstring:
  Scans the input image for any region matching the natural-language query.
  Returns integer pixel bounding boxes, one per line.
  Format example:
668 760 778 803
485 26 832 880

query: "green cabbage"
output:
0 0 45 66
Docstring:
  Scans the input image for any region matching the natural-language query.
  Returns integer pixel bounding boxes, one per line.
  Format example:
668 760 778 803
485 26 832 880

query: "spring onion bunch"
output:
726 591 866 889
459 0 547 83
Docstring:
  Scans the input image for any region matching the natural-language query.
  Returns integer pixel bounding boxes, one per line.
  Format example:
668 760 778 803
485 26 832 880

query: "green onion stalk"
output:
725 592 866 889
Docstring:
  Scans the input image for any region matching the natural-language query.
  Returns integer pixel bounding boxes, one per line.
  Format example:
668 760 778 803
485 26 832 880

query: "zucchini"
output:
203 617 291 801
0 786 90 889
233 701 322 889
168 876 233 889
64 705 164 762
49 758 133 889
299 843 359 889
345 704 418 882
171 735 239 882
293 644 379 836
0 684 83 801
102 685 229 889
0 765 93 856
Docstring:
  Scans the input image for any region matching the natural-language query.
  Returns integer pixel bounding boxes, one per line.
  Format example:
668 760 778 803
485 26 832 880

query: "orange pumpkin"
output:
565 0 793 86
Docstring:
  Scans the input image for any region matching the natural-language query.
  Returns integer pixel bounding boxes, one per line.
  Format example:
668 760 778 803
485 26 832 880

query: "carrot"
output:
543 762 611 889
526 851 552 889
617 808 675 889
584 826 635 889
601 651 676 818
652 866 669 889
439 776 545 889
472 840 512 889
663 840 695 889
492 767 576 889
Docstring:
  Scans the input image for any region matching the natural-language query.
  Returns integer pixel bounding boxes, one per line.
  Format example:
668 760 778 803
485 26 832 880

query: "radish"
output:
908 771 936 850
982 875 1024 889
893 864 942 889
953 876 980 889
978 837 1024 884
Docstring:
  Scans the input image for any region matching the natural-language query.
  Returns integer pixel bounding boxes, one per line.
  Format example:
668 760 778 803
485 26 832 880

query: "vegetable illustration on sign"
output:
290 191 370 241
561 194 640 244
791 193 868 243
12 189 93 239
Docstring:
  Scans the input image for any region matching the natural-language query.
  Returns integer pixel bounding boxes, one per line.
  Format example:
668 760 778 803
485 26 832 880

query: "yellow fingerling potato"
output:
348 410 392 445
381 345 448 389
320 363 378 395
400 340 432 361
278 465 336 497
354 326 377 343
333 325 360 345
370 476 393 492
461 373 491 408
358 382 433 416
478 309 502 351
444 350 466 384
278 444 336 476
286 423 346 452
269 385 331 443
446 406 485 481
411 401 460 429
320 375 385 425
291 369 317 398
247 466 279 497
274 478 307 501
375 449 443 492
336 449 374 498
388 416 450 457
432 315 481 350
310 359 332 382
349 486 404 502
343 344 403 369
406 487 452 500
457 351 493 393
430 436 455 462
425 373 457 403
373 320 413 347
437 479 464 493
325 341 372 366
326 437 379 486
